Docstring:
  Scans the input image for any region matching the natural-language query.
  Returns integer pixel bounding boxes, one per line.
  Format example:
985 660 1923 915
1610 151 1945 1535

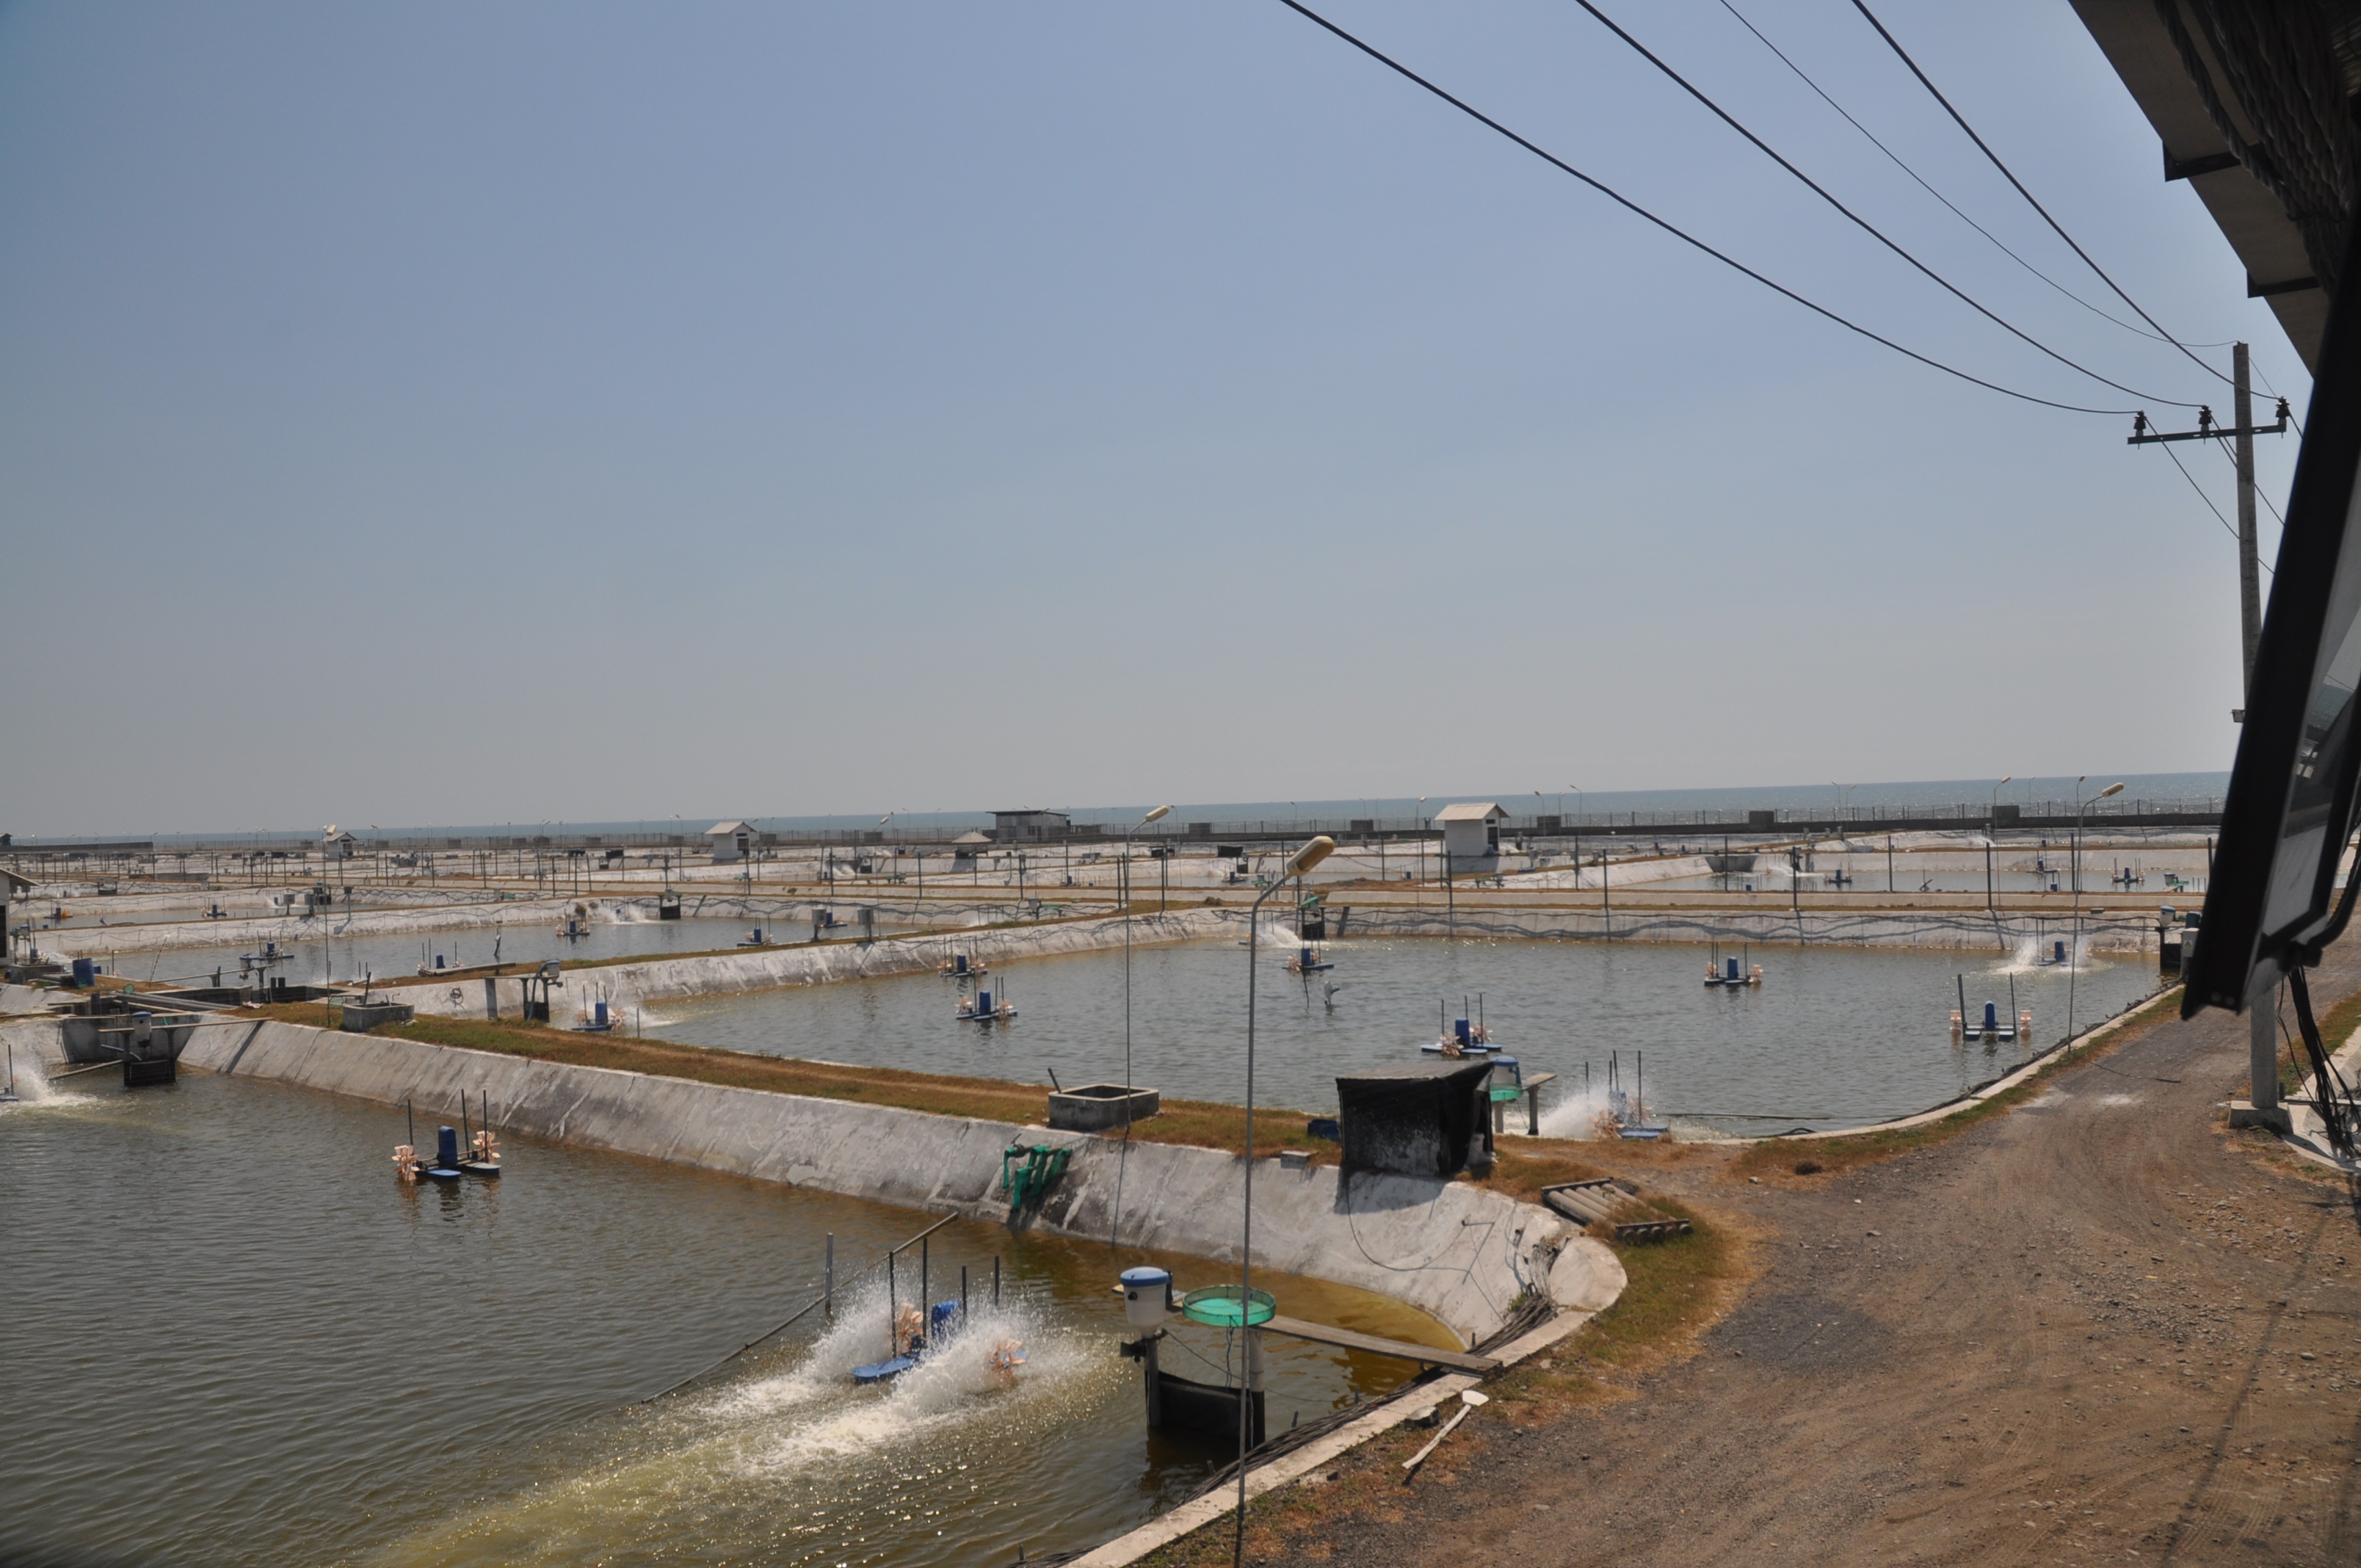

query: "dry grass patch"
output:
1136 1200 1753 1566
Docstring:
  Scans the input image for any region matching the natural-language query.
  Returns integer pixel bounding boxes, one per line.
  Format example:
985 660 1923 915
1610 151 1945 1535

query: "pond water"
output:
653 934 2166 1135
0 1072 1437 1568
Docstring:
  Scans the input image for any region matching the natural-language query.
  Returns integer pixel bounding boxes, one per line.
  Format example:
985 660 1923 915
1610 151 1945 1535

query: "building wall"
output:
1442 818 1498 871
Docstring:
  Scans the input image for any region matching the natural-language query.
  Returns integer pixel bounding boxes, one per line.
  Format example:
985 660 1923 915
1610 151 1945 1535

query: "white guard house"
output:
991 809 1070 843
951 830 992 870
322 828 358 864
1435 802 1506 874
708 820 757 865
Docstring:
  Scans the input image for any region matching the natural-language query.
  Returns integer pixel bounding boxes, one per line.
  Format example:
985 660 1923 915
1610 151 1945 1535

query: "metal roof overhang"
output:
2070 0 2334 370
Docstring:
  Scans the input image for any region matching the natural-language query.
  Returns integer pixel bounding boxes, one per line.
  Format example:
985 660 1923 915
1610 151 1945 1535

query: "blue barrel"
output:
1983 1001 1998 1029
978 988 993 1014
594 1001 609 1027
1454 1017 1471 1045
1726 956 1741 981
955 954 969 974
433 954 445 969
70 957 95 987
1301 945 1314 966
931 1301 962 1337
436 1125 460 1166
2053 940 2067 964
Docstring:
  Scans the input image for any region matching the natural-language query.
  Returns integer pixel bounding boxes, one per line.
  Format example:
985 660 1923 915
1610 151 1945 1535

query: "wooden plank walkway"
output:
1261 1315 1498 1373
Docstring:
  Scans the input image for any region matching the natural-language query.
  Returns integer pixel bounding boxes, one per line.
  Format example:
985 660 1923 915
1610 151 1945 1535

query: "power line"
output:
1570 0 2202 407
1272 0 2140 416
2213 434 2288 529
2162 438 2269 573
1717 0 2222 355
1849 0 2233 389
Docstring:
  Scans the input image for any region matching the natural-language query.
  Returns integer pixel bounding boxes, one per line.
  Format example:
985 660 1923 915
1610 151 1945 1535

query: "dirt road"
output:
1274 962 2361 1566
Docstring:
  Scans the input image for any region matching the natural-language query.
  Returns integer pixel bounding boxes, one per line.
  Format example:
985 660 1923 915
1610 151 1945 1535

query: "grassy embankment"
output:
244 1001 1324 1158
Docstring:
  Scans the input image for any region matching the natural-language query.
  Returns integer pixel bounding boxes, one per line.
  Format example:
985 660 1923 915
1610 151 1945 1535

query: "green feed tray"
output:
1180 1285 1277 1328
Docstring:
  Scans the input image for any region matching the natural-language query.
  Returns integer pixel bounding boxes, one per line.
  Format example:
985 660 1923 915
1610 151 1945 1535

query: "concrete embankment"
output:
1341 904 2161 954
397 907 1250 1018
157 1017 1614 1345
393 901 2158 1023
35 890 1087 959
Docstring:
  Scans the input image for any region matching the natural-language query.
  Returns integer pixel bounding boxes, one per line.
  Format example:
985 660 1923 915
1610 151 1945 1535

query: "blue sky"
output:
0 1 2310 835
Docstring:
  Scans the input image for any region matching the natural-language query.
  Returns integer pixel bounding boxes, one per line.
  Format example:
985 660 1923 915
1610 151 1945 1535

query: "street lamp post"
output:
1120 805 1173 1119
1236 834 1335 1567
2067 782 2125 1040
1567 785 1583 891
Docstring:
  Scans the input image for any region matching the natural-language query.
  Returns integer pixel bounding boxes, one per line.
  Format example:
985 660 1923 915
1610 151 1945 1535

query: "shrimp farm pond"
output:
0 1069 1448 1568
650 932 2166 1136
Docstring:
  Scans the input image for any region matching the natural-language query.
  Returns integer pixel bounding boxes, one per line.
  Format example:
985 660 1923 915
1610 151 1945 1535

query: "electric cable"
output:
1570 0 2202 407
2160 438 2270 573
2211 434 2288 530
1848 0 2232 389
1272 0 2141 417
1718 0 2224 355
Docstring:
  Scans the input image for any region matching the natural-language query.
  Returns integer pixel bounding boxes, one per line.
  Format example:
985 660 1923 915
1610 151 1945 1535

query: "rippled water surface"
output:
0 1073 1437 1568
658 934 2165 1132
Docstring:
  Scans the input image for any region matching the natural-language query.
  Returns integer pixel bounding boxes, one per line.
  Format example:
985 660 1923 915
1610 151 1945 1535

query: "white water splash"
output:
1537 1084 1617 1140
710 1276 1084 1473
1995 934 2099 973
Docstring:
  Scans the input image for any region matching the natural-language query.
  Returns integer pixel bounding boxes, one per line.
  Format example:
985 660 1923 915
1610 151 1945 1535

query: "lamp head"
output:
1143 804 1172 824
1283 836 1336 877
2098 782 2125 799
1999 775 2012 785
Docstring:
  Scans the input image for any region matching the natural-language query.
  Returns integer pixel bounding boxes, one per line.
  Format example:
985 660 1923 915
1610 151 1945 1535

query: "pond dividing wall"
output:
162 1017 1618 1347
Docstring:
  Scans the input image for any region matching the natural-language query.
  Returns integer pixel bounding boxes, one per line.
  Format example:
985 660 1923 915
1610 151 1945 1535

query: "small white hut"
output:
322 828 358 864
1435 802 1506 873
708 820 756 864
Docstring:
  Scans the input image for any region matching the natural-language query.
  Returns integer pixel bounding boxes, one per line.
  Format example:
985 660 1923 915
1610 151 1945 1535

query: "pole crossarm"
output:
2128 402 2290 443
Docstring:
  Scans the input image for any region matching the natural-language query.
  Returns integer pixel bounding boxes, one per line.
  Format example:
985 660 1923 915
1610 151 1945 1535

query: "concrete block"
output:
1335 1059 1492 1177
2228 1100 2292 1133
1048 1083 1159 1131
339 1001 415 1033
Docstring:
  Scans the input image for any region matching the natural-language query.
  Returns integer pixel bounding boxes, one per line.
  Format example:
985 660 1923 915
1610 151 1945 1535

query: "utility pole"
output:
2128 357 2289 715
2235 341 2260 692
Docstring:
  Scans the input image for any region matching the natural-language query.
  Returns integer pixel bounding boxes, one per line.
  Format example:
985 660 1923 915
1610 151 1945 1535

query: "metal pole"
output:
2251 972 2281 1115
1444 832 1454 937
2235 341 2260 693
993 1253 1001 1307
1236 868 1283 1567
1123 823 1136 1103
825 1233 835 1319
2069 797 2085 1040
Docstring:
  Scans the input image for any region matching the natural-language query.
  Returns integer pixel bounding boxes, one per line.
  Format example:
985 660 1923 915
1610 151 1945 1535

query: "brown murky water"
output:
0 1070 1443 1567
